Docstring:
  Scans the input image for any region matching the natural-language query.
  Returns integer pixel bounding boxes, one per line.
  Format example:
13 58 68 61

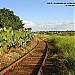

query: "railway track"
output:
37 41 69 75
0 40 69 75
0 40 47 75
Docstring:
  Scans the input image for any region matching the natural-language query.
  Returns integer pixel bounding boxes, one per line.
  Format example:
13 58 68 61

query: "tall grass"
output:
55 36 75 74
39 34 75 74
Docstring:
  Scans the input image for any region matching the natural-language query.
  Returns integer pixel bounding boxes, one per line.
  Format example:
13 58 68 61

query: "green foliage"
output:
0 27 34 53
54 36 75 74
39 34 75 74
0 8 24 30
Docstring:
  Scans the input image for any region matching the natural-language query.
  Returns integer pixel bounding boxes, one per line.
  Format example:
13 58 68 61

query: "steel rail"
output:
0 40 39 75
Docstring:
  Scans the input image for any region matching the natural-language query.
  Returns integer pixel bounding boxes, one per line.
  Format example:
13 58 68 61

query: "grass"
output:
39 34 75 74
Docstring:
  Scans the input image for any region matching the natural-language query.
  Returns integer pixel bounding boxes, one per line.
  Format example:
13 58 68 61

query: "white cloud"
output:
22 20 75 31
23 20 35 27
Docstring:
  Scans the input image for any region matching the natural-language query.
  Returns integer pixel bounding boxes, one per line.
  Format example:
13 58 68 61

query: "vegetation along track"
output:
0 39 46 75
0 39 70 75
37 41 70 75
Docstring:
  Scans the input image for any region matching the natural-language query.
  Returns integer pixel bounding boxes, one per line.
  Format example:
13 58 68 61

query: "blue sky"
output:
0 0 75 31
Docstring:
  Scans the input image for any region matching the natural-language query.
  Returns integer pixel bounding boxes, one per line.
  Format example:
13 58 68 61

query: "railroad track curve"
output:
0 39 69 75
0 39 47 75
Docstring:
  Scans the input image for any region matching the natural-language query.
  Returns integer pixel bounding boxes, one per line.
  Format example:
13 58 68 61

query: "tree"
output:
26 28 32 32
0 8 24 30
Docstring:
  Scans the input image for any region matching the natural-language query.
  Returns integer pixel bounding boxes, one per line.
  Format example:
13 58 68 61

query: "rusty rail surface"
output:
0 40 69 75
37 42 48 75
37 42 69 75
0 40 47 75
0 41 39 71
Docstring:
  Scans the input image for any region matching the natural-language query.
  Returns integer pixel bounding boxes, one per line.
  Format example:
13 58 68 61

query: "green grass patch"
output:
39 34 75 74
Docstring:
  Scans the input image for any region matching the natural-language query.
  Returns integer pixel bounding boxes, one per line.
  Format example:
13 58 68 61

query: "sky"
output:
0 0 75 31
